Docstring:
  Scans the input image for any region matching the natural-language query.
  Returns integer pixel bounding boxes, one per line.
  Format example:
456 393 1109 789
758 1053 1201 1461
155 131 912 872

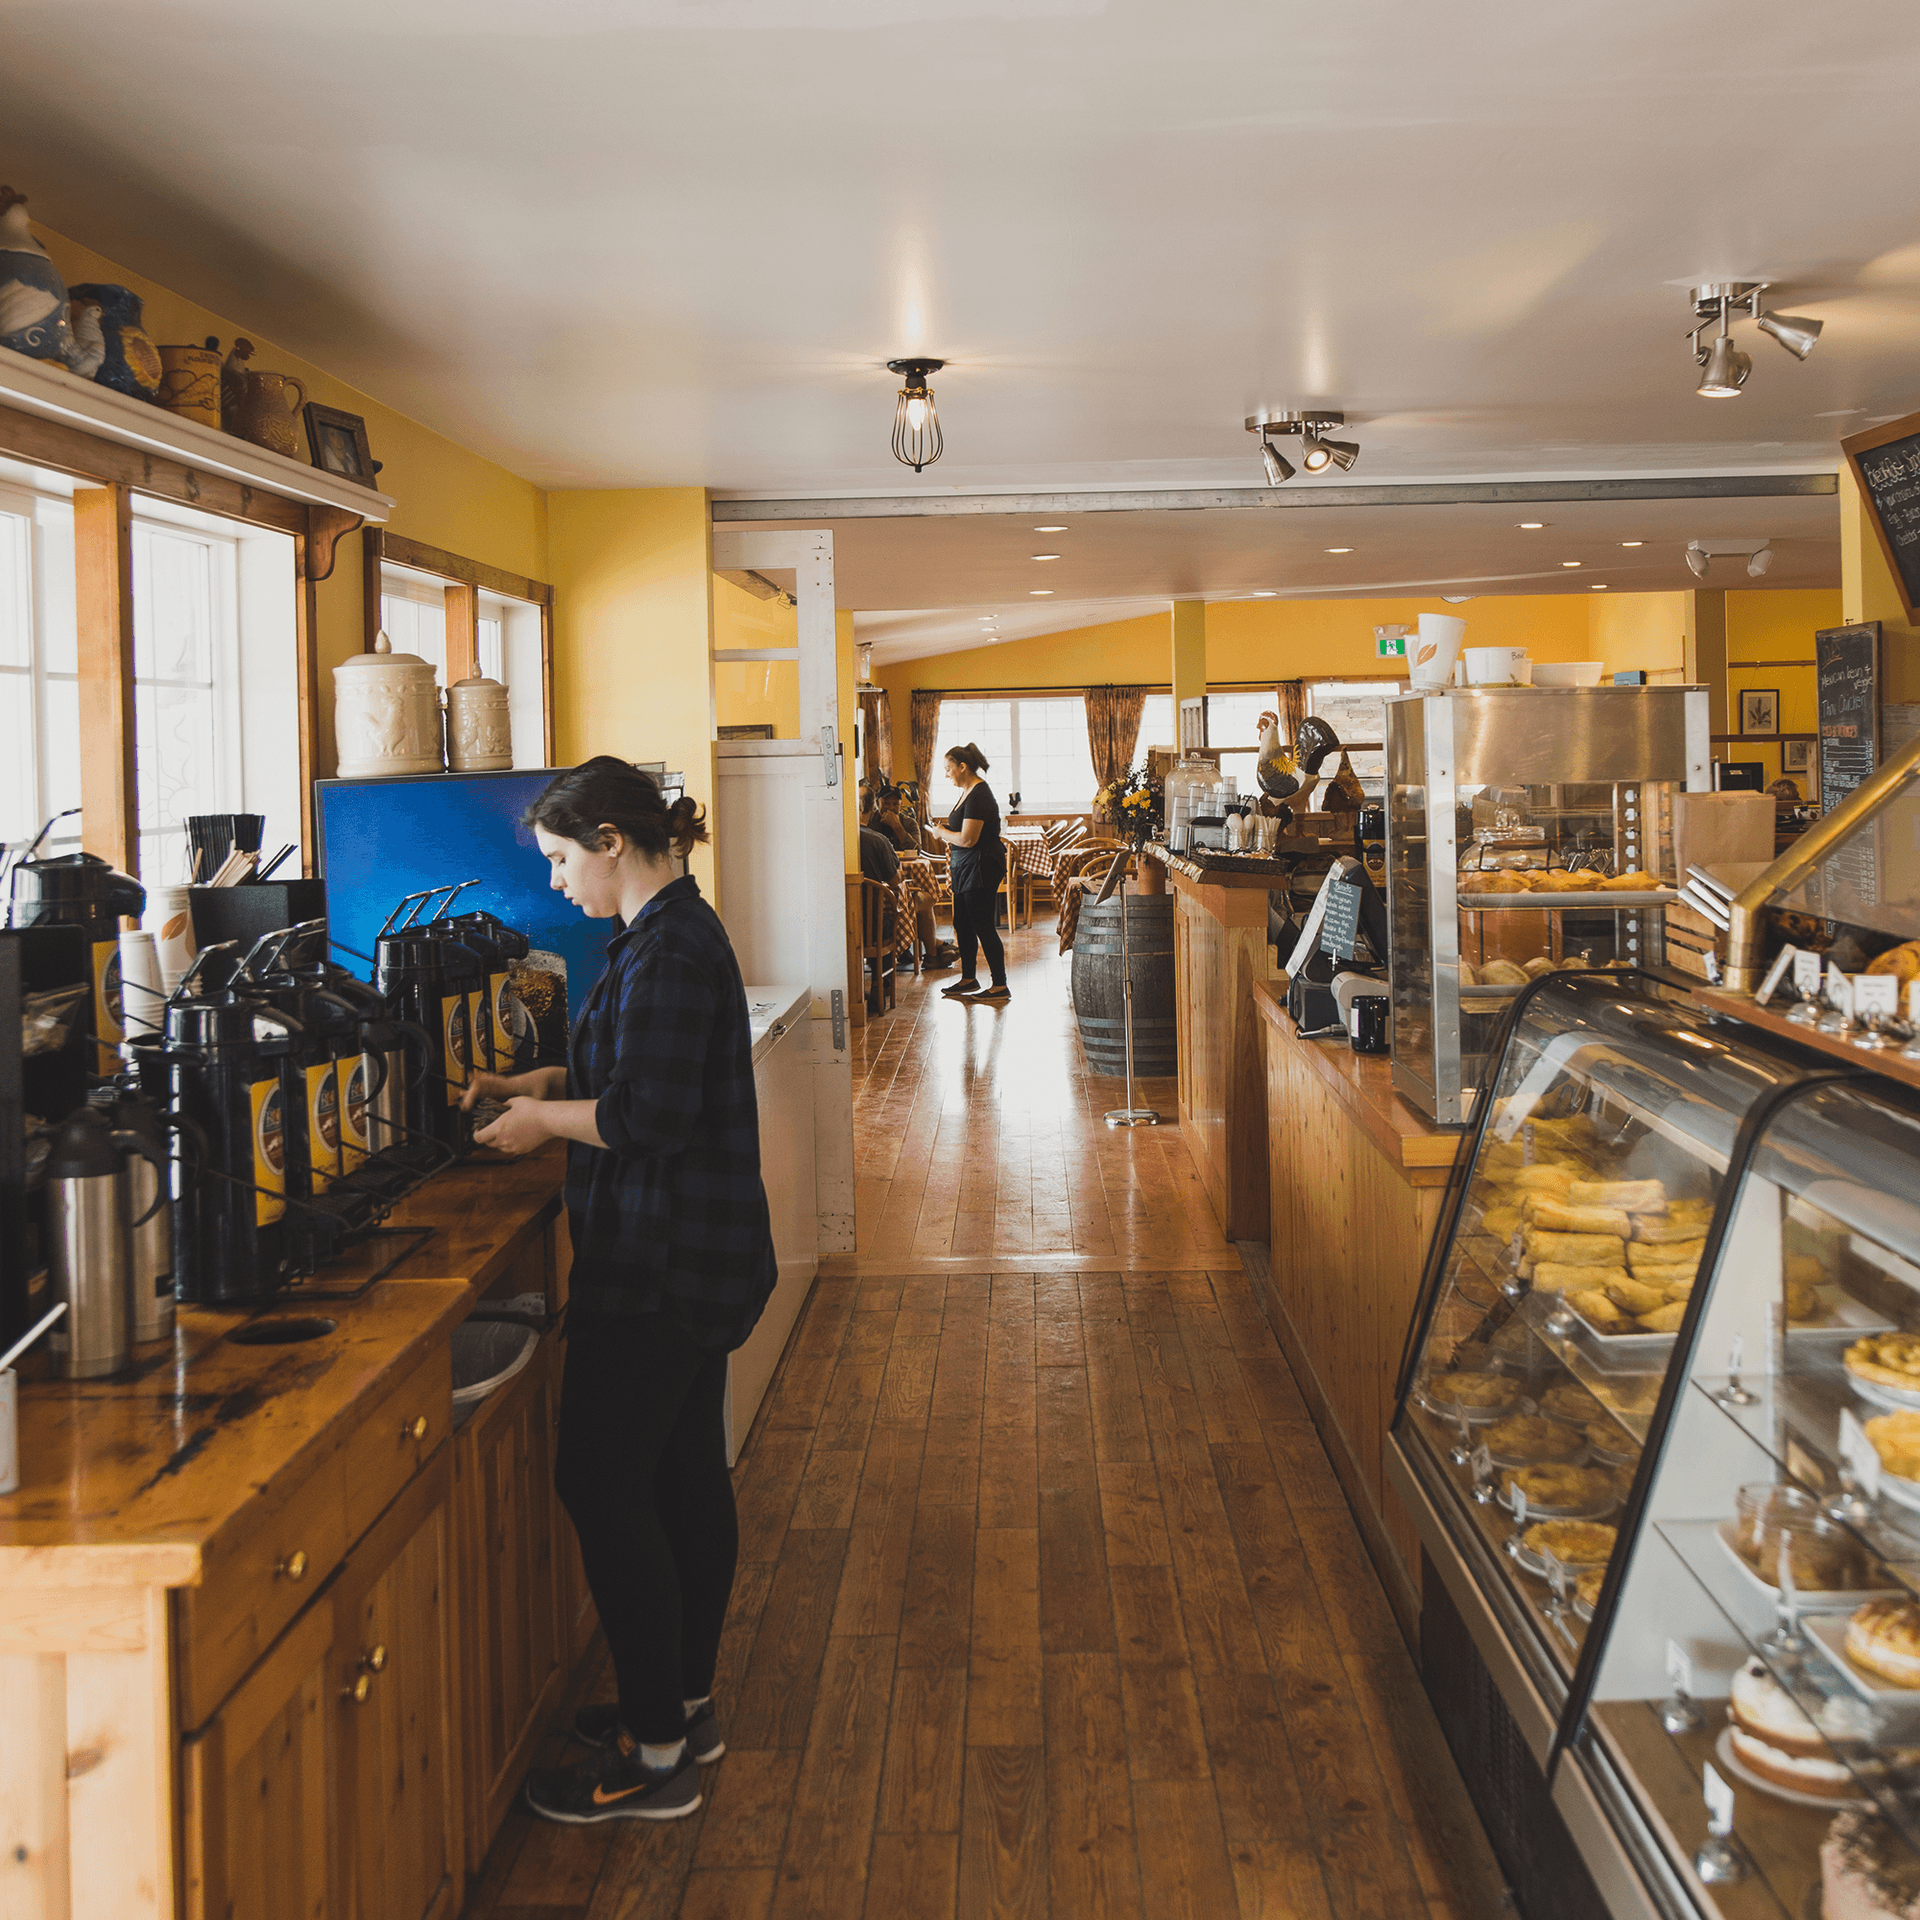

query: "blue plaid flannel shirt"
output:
564 875 777 1348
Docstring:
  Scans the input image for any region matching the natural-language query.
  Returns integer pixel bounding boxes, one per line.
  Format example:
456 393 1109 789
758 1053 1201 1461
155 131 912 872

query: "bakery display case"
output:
1384 686 1710 1123
1388 965 1920 1920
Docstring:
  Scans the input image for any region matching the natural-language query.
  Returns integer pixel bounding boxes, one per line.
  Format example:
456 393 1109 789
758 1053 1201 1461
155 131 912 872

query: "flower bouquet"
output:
1097 764 1164 847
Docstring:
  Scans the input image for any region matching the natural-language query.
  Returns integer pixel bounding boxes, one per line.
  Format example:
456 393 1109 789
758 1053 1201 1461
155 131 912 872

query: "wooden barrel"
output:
1071 892 1177 1077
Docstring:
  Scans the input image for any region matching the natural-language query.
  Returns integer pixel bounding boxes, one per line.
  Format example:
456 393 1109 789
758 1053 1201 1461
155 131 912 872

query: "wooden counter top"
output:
1147 840 1340 891
1253 978 1462 1180
0 1148 566 1586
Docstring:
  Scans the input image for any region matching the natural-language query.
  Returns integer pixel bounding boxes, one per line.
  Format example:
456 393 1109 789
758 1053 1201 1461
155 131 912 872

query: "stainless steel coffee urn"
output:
41 1107 167 1379
110 1087 176 1342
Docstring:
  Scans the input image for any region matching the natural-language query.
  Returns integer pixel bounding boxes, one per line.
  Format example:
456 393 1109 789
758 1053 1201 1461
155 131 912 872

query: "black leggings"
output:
951 883 1007 986
554 1310 737 1745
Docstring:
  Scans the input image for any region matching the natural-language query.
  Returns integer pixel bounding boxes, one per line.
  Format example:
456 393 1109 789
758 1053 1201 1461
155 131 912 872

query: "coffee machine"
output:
8 848 145 1052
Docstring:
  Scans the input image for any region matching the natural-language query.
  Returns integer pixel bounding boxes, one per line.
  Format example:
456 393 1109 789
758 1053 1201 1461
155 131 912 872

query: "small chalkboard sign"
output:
1319 872 1362 961
1817 623 1880 814
1844 411 1920 623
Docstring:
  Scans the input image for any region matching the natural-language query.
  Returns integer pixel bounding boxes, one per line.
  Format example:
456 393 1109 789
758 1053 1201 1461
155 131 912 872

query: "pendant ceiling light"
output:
888 358 945 472
1687 283 1819 397
856 641 878 690
1244 409 1358 484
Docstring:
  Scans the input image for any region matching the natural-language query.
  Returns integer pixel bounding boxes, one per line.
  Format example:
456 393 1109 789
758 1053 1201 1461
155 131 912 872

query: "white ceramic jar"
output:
445 674 512 771
333 632 444 778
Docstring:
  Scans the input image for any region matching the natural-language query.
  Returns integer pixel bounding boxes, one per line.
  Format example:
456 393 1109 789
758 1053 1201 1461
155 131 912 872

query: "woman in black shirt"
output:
926 742 1009 1002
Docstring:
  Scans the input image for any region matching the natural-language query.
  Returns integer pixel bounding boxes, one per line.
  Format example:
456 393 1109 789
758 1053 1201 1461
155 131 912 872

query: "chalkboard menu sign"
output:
1844 411 1920 622
1817 622 1881 908
1318 871 1362 961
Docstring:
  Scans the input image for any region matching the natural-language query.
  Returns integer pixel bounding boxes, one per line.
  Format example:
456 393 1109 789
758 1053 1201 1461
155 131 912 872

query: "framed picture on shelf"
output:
1782 739 1814 775
1739 688 1779 736
302 403 381 487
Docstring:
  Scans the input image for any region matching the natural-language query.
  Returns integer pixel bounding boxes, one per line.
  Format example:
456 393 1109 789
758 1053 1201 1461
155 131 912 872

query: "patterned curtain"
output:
1276 679 1309 754
1086 684 1148 807
910 689 942 790
858 689 895 779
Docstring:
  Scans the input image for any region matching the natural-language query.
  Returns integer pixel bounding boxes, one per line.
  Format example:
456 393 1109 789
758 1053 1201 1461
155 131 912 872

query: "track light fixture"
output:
1685 538 1777 579
887 358 945 471
1747 545 1774 578
1245 409 1357 484
1686 542 1710 578
1687 284 1821 398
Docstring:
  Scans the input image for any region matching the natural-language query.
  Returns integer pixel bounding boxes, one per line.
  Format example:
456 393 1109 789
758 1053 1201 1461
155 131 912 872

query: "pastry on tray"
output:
1533 1261 1631 1296
1574 1566 1606 1610
1524 1197 1631 1238
1479 958 1531 986
1633 1206 1715 1244
1509 1162 1583 1196
1847 1334 1920 1396
1627 1237 1704 1273
1845 1598 1920 1688
1520 1518 1616 1564
1726 1660 1864 1801
1468 870 1531 894
1500 1462 1618 1511
1480 1203 1523 1240
1566 1177 1667 1212
1584 1418 1638 1461
1600 869 1662 891
1865 1413 1920 1483
1539 1381 1605 1425
1567 1289 1638 1334
1524 1229 1625 1267
1421 1370 1520 1411
1865 941 1920 984
1603 1275 1670 1317
1483 1413 1584 1462
1635 1301 1688 1333
1821 1811 1920 1920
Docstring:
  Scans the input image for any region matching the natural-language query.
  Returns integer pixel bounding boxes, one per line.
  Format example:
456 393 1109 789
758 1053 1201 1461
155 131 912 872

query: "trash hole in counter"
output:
227 1316 338 1346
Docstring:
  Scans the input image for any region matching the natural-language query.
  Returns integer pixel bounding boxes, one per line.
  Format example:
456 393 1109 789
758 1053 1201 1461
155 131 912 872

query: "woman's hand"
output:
473 1095 553 1155
461 1066 565 1110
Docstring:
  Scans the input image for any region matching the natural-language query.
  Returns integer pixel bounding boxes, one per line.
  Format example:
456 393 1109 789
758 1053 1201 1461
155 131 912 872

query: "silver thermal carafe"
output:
108 1084 176 1341
41 1106 167 1378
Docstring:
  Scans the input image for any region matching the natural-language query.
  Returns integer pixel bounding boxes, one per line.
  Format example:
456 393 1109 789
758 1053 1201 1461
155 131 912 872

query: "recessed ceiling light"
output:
1250 591 1278 597
1517 522 1547 530
1620 541 1643 548
1034 525 1067 532
1030 589 1053 596
1591 584 1609 591
1325 547 1353 554
1031 554 1060 561
1562 560 1582 568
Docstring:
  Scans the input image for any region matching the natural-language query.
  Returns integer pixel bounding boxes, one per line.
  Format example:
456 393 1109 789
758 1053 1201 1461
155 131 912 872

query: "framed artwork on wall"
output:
303 403 381 487
1740 688 1779 736
1782 739 1813 774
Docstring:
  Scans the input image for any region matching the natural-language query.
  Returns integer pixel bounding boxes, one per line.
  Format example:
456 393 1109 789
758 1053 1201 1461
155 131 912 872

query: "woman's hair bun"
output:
665 793 710 855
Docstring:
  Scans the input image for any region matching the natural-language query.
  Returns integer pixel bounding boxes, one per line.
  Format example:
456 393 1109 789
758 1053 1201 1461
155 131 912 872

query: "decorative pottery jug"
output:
0 187 72 364
230 353 307 458
66 284 163 401
157 337 222 428
333 632 444 779
445 676 513 771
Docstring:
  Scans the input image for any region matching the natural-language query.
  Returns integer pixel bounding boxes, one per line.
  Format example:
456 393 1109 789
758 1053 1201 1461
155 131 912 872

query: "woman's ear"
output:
595 822 627 861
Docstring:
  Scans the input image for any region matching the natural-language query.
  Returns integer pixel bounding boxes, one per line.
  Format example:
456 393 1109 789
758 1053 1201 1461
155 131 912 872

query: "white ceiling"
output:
6 0 1919 521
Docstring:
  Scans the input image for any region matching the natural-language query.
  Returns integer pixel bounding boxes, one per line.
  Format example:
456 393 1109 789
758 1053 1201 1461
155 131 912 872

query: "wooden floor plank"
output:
958 1747 1048 1920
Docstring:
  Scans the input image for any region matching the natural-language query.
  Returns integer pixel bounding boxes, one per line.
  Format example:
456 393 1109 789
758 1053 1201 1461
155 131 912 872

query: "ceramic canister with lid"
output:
445 674 513 771
333 631 444 778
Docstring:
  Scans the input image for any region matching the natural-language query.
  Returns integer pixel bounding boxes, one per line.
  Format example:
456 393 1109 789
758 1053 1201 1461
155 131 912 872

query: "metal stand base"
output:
1104 1108 1163 1128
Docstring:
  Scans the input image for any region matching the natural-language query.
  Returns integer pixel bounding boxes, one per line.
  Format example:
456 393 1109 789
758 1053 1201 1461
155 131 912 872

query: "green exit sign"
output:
1375 632 1407 659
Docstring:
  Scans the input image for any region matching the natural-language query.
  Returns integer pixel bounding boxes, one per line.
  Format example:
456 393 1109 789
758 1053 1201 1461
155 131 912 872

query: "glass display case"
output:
1384 686 1710 1123
1389 966 1920 1920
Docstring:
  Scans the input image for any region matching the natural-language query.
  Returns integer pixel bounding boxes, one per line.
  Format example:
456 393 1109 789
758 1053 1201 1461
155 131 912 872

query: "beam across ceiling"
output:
714 473 1838 523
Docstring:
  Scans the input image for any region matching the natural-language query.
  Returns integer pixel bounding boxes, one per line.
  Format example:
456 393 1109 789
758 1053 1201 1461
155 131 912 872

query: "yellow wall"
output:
1589 591 1690 677
837 610 860 874
1721 587 1842 794
712 575 800 737
546 488 716 895
36 225 550 787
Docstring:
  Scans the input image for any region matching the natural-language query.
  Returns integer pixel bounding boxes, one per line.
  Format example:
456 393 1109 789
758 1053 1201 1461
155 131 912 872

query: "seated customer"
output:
862 791 949 968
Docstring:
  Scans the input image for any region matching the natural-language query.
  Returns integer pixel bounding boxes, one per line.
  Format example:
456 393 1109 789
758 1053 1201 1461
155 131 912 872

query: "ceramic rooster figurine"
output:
1254 712 1300 802
66 283 163 400
1290 715 1342 812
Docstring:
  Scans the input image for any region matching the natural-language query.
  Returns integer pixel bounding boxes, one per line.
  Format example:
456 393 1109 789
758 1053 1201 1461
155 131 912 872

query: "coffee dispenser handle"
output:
110 1129 172 1230
398 1018 439 1089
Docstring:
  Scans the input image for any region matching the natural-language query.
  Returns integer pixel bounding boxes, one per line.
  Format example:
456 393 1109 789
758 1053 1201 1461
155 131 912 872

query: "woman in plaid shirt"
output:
462 757 776 1825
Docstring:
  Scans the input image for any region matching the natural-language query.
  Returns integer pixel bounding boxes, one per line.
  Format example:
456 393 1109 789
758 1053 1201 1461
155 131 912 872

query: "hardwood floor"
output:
460 924 1507 1920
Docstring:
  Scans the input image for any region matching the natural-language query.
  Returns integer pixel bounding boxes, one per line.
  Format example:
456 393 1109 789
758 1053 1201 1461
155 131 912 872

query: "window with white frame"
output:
1137 693 1175 758
929 695 1100 813
379 569 447 680
1203 687 1281 795
0 482 80 861
1307 680 1391 795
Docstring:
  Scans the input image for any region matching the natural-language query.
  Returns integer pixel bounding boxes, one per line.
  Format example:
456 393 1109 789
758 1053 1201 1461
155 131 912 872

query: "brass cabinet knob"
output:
362 1645 388 1674
404 1415 429 1443
275 1550 309 1582
342 1674 371 1706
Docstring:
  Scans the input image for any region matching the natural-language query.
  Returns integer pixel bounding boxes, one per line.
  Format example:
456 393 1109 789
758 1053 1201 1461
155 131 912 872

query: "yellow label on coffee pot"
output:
94 940 124 1047
251 1078 286 1224
341 1058 371 1165
442 994 469 1105
306 1061 341 1187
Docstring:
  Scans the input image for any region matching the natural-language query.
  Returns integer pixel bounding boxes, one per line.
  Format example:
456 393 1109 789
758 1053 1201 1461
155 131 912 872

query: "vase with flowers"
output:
1097 762 1166 891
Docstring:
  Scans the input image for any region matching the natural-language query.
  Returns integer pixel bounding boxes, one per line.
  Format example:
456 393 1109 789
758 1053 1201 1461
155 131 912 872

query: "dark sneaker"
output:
525 1741 701 1824
941 978 981 998
974 984 1011 1003
575 1699 725 1765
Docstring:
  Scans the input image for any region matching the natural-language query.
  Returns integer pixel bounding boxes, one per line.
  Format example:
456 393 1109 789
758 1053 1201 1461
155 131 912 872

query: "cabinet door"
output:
181 1599 334 1920
333 1450 461 1920
453 1328 564 1868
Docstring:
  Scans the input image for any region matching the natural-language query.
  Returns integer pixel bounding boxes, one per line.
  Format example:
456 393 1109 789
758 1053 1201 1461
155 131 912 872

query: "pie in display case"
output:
1389 966 1920 1920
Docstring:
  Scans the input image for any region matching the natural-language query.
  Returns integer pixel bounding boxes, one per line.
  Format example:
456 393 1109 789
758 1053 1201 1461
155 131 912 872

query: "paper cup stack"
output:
1409 613 1468 688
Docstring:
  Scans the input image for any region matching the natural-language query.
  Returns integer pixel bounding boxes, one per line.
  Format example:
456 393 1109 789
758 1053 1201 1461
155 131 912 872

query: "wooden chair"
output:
857 878 899 1014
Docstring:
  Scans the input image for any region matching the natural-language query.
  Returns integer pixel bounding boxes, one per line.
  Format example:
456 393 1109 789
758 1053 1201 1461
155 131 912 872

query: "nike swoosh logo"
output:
591 1776 658 1806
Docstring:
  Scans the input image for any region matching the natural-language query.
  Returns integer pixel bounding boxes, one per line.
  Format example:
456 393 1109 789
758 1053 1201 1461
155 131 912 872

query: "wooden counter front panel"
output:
1263 1025 1443 1615
1172 880 1273 1241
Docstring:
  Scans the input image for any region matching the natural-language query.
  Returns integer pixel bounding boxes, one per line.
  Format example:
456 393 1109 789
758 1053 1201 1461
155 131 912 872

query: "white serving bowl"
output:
1532 661 1606 687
